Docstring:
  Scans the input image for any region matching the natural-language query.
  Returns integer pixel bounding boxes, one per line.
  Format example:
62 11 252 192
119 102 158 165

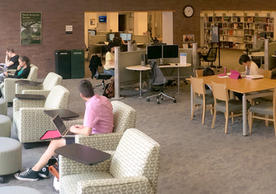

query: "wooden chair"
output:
248 88 276 136
211 82 243 134
190 77 213 125
258 69 272 79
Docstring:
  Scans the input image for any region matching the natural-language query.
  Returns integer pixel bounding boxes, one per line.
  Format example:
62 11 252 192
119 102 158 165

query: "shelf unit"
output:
200 11 275 50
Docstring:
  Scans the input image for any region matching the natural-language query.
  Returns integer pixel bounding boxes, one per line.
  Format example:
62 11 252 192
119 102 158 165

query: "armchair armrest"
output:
77 176 153 194
13 98 45 112
3 78 22 102
59 151 113 177
17 108 57 142
75 132 123 151
15 83 42 94
22 89 50 97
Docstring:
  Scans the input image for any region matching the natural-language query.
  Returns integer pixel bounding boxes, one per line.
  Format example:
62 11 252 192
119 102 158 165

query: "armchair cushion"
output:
44 85 69 109
42 72 62 90
249 102 273 115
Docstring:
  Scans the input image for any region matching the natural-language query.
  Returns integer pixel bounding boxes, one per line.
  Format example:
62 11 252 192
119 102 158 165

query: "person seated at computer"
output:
15 80 114 181
0 56 30 83
104 43 115 76
5 48 19 69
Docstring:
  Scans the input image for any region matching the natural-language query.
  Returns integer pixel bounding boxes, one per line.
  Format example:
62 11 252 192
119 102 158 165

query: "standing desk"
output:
126 63 191 97
193 75 276 136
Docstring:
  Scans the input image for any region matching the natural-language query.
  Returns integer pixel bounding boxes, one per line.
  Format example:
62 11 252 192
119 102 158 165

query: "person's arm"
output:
5 53 9 64
69 125 92 136
11 67 30 79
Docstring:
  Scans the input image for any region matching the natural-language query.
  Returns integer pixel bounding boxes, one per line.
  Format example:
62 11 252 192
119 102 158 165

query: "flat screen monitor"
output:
108 33 115 41
162 45 179 58
120 33 132 41
147 45 162 60
99 16 107 23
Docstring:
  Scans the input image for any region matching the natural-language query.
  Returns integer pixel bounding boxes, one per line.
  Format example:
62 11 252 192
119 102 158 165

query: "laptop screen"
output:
52 115 67 135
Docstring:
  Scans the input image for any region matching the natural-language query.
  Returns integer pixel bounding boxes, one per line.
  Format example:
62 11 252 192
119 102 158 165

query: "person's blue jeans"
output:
104 69 114 76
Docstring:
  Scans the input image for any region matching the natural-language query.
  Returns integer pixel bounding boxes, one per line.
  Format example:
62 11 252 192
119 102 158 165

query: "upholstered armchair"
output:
13 85 70 144
64 101 136 151
59 128 160 194
0 64 38 103
15 72 62 97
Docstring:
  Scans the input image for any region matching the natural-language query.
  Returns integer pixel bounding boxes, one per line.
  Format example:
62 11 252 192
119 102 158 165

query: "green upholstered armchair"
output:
15 72 62 97
59 128 160 194
64 100 136 151
0 64 38 103
13 85 69 143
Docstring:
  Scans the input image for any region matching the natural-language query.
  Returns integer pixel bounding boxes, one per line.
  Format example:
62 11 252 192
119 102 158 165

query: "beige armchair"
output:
59 128 160 194
0 64 38 103
15 72 62 97
13 85 69 144
64 101 136 151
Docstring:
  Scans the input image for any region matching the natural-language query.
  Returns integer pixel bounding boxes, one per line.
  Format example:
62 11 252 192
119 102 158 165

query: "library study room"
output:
2 0 276 194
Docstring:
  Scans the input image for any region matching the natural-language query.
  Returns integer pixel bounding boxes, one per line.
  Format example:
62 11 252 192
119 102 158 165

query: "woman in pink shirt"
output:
15 80 113 181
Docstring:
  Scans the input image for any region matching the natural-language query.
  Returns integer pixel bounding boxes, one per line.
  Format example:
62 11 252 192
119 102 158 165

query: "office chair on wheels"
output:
200 47 217 68
89 54 112 89
146 61 176 104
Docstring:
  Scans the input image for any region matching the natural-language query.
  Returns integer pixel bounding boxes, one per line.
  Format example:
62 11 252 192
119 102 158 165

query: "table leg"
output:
242 94 247 136
178 66 180 94
139 71 142 97
190 84 193 117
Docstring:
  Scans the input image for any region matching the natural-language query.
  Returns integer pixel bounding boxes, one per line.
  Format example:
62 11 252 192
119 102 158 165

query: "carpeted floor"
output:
2 78 276 194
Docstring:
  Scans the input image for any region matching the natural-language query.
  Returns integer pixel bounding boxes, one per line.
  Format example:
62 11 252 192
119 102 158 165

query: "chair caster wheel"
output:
146 98 150 102
173 99 176 103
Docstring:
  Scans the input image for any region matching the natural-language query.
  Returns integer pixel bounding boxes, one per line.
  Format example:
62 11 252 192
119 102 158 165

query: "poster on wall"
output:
20 12 42 45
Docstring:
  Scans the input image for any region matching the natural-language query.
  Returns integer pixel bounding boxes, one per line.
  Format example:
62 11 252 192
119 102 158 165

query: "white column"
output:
162 12 173 44
114 47 120 99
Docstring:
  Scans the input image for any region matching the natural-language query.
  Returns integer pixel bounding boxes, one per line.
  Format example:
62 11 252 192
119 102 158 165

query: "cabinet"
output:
200 11 275 50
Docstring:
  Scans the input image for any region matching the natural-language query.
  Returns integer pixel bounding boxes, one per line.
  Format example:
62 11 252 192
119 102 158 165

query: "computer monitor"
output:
162 45 179 58
120 33 132 41
147 45 162 60
108 33 115 42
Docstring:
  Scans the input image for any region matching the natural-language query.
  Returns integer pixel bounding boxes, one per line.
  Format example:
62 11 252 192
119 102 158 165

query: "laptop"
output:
40 114 74 140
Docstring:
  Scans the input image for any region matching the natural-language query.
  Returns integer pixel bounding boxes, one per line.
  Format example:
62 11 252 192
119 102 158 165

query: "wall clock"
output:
183 5 194 18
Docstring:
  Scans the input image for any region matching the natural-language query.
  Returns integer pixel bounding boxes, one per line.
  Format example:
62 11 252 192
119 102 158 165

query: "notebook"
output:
40 114 73 140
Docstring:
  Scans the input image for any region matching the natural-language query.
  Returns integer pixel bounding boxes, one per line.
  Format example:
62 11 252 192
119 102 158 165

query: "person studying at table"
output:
104 43 115 76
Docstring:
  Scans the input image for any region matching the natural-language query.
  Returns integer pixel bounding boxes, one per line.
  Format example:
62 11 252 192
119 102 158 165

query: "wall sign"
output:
65 25 73 34
20 12 42 45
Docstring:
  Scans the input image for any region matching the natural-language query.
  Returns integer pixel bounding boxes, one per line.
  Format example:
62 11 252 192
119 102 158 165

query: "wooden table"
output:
191 75 276 136
126 63 191 96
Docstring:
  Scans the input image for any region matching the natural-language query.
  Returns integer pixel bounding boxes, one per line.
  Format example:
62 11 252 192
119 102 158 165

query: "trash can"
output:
71 49 84 78
55 50 71 79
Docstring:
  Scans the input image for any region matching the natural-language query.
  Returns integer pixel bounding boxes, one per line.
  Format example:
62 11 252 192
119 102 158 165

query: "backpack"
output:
103 78 114 98
203 67 215 76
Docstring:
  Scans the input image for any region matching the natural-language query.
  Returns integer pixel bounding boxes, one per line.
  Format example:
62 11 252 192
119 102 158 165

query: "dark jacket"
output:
9 65 30 79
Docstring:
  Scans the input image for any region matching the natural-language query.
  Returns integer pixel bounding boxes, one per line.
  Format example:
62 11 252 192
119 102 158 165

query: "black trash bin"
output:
71 49 84 78
55 50 71 79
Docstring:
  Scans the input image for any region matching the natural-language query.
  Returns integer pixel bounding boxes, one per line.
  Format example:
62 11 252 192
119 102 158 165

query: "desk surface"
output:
55 143 111 165
202 75 276 93
126 63 192 71
250 51 264 57
44 109 79 120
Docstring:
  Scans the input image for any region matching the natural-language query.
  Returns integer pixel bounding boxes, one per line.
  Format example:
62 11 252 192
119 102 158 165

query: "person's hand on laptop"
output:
69 125 92 136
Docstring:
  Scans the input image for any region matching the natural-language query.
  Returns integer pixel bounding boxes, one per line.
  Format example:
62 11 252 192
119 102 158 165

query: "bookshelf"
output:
200 11 275 50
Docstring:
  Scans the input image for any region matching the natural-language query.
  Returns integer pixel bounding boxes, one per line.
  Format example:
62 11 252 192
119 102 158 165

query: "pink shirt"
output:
83 94 113 134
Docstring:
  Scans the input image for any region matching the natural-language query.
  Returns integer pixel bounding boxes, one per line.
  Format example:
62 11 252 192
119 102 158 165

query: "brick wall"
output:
0 0 276 77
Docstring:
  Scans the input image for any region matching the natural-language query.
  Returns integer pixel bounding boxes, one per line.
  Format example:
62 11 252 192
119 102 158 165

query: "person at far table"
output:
239 54 259 75
5 48 19 70
234 54 260 101
104 42 116 76
14 80 114 181
4 56 30 79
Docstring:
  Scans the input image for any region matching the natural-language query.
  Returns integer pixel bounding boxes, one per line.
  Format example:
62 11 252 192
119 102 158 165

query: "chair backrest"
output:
44 85 69 109
111 101 136 133
190 77 205 95
211 82 228 102
207 48 217 61
150 61 166 86
195 69 203 77
258 69 272 79
27 64 38 81
110 128 160 193
42 72 63 90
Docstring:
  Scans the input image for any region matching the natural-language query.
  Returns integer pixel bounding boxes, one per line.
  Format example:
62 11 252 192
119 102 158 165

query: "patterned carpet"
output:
2 78 276 194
